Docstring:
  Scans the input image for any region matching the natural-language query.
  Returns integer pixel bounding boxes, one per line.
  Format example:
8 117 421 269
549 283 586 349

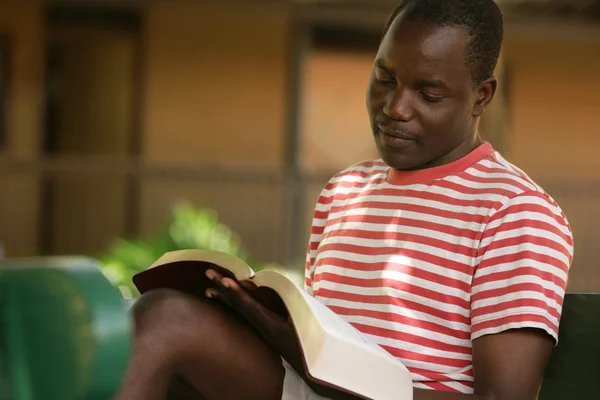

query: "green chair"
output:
0 256 132 400
539 293 600 399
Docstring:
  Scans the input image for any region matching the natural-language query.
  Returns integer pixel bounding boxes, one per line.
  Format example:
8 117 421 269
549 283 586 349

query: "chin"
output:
378 149 417 171
375 142 421 171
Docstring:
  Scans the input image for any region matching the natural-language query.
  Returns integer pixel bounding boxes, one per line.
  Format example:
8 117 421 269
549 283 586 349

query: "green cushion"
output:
0 257 132 400
539 293 600 399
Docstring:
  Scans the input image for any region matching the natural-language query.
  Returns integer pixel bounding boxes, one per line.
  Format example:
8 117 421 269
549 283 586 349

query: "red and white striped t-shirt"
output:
304 142 573 394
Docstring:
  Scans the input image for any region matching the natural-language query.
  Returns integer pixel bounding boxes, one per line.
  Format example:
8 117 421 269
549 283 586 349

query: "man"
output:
115 1 573 399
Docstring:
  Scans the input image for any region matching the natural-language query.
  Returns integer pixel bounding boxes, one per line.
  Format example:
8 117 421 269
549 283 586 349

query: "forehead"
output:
377 16 471 84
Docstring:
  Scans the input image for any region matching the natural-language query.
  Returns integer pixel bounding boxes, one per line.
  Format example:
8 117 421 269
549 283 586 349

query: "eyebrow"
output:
375 59 449 90
416 79 448 90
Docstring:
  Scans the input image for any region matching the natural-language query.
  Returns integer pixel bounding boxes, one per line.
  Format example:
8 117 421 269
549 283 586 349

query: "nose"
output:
383 87 414 122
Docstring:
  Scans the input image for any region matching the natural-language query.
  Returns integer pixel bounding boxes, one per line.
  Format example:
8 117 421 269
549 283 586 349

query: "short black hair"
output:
382 0 504 85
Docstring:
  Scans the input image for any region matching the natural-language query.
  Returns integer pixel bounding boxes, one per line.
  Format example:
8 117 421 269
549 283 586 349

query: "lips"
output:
375 125 418 150
377 127 418 141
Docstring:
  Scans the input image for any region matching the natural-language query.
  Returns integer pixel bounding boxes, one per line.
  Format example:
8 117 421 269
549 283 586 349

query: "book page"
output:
148 249 255 280
300 292 398 361
278 281 412 399
252 270 397 363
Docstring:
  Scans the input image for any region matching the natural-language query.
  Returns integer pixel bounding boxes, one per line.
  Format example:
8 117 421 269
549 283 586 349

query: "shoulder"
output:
321 159 388 191
471 151 569 225
475 151 574 267
482 152 569 221
463 149 546 197
313 159 387 210
330 159 388 182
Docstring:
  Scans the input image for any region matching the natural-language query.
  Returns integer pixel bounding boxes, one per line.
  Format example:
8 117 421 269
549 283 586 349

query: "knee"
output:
132 289 212 333
130 289 238 355
131 288 190 325
127 289 284 399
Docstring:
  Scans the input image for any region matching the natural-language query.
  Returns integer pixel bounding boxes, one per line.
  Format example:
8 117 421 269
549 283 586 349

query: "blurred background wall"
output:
0 0 599 292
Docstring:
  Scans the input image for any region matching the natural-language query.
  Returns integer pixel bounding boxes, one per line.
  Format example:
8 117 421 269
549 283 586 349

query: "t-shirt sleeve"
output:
304 245 315 295
470 190 574 344
304 179 336 294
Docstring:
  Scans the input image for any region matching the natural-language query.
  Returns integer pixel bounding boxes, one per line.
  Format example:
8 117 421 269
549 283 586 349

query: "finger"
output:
205 269 236 293
205 288 233 308
206 270 278 329
206 269 241 294
206 270 245 300
205 268 222 283
206 271 293 349
205 269 236 307
219 277 257 311
206 269 250 310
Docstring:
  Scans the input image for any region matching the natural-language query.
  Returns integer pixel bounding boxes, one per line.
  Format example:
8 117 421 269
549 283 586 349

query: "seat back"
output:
539 293 600 399
0 257 132 400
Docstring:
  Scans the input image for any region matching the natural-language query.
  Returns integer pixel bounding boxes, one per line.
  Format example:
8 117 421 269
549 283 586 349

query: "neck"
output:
386 139 493 186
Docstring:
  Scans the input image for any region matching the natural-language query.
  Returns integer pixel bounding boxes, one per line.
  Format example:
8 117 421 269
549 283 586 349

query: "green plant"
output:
98 202 265 298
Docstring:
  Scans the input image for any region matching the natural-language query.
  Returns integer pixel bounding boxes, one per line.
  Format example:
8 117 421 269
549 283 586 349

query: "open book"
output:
133 249 413 400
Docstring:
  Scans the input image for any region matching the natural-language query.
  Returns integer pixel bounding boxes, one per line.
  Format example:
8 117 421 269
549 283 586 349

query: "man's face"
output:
367 16 491 170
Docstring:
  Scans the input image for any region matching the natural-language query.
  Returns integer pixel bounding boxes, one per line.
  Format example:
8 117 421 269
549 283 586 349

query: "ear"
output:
472 77 497 117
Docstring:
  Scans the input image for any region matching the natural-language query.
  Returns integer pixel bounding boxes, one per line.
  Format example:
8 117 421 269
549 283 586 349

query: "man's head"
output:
367 0 503 171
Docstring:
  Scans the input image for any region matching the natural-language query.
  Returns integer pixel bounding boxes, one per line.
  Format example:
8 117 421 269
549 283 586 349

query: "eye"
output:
374 69 395 86
419 91 444 103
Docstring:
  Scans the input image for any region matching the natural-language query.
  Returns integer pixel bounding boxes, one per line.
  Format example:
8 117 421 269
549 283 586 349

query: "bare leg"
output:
114 289 285 400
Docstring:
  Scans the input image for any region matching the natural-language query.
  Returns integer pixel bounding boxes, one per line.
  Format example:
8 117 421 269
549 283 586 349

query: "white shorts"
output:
281 359 330 400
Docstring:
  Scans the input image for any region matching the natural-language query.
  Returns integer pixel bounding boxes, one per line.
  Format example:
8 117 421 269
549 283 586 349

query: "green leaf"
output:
95 203 267 297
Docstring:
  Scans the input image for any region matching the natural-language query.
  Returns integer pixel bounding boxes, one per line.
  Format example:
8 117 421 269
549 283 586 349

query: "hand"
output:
204 269 300 364
205 270 366 400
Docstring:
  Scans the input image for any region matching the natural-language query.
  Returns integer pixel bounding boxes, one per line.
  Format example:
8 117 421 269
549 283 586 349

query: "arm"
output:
410 328 554 400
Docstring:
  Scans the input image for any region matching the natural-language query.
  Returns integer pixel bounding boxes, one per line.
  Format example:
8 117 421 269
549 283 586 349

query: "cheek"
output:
366 80 375 103
366 81 377 116
415 105 459 134
366 80 385 112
